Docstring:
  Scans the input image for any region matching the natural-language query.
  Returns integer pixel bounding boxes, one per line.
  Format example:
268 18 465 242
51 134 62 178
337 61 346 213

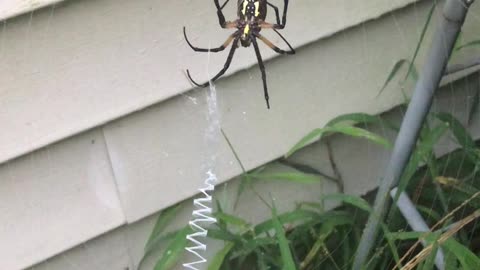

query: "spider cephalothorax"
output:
184 0 295 109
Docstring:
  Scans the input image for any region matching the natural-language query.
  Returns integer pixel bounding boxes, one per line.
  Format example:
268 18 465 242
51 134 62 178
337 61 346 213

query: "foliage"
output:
140 109 480 269
140 2 480 269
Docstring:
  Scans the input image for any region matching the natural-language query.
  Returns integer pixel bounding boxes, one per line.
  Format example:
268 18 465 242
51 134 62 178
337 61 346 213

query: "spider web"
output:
1 1 480 270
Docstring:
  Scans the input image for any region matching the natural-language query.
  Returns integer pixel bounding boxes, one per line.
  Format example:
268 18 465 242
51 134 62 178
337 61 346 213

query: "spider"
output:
184 0 295 109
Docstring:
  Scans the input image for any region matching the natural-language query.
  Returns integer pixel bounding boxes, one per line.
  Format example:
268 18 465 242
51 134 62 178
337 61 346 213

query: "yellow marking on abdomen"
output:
254 2 260 16
243 24 250 36
242 1 248 15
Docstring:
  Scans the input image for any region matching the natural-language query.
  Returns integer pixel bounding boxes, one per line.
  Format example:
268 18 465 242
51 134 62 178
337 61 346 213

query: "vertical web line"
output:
183 42 221 270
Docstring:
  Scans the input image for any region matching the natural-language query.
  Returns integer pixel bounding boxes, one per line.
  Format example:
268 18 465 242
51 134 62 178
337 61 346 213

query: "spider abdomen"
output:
238 0 267 21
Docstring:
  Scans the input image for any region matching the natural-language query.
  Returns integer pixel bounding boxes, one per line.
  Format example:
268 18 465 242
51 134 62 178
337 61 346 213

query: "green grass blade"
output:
378 59 409 96
444 238 480 270
416 205 441 222
271 205 297 270
468 89 479 125
286 125 391 157
145 204 183 252
153 226 191 270
254 209 319 234
453 31 464 51
252 172 323 184
322 193 372 213
380 223 401 268
138 229 184 269
436 112 477 161
421 239 439 270
417 122 449 156
378 1 435 97
208 242 235 270
455 40 480 51
436 113 475 148
207 228 240 242
300 222 335 269
323 125 392 148
403 1 436 81
385 231 423 241
221 129 246 173
286 128 324 157
215 212 251 229
326 113 397 131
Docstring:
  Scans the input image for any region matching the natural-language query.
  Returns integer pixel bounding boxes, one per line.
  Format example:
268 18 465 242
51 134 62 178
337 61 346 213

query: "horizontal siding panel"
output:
0 0 419 164
102 0 467 222
0 129 125 270
0 0 63 21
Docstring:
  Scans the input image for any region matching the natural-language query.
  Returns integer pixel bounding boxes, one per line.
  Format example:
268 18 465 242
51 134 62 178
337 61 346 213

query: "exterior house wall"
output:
1 0 479 269
29 73 480 270
0 0 63 21
0 0 421 164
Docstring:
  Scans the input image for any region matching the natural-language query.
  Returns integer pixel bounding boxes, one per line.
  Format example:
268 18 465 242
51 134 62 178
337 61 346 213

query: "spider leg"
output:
280 0 289 28
251 37 270 109
266 1 281 25
214 0 236 28
262 0 289 29
255 32 295 55
184 27 238 52
219 0 231 10
187 36 240 87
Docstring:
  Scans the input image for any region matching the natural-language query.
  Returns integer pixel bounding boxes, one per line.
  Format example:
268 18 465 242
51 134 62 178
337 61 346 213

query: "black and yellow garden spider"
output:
184 0 295 109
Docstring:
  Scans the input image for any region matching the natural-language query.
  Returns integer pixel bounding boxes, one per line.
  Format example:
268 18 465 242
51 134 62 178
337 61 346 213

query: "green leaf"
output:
286 128 325 157
417 122 449 157
378 2 435 97
436 113 477 162
382 223 401 268
237 237 278 260
377 58 421 98
453 31 464 52
396 149 422 194
322 193 372 213
455 40 480 51
436 113 475 148
145 204 183 252
252 172 322 184
254 209 319 234
207 228 240 242
468 89 479 126
221 128 250 210
326 125 392 149
271 205 296 270
286 124 391 157
422 238 439 270
300 221 336 269
297 201 324 212
378 59 409 96
326 113 397 130
154 226 191 270
443 238 480 269
215 212 250 229
416 205 441 222
208 242 235 270
386 231 424 241
138 229 184 269
403 2 436 81
221 129 246 173
408 64 419 82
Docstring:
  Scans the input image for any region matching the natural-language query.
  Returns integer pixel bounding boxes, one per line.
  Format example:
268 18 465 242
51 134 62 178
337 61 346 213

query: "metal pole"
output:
390 188 445 270
352 0 474 269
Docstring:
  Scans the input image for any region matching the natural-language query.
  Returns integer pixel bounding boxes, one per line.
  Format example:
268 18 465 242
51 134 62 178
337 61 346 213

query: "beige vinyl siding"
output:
2 0 480 269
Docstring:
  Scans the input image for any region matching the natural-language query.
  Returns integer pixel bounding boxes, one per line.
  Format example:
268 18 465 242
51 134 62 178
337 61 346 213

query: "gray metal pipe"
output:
390 188 445 270
352 1 474 269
